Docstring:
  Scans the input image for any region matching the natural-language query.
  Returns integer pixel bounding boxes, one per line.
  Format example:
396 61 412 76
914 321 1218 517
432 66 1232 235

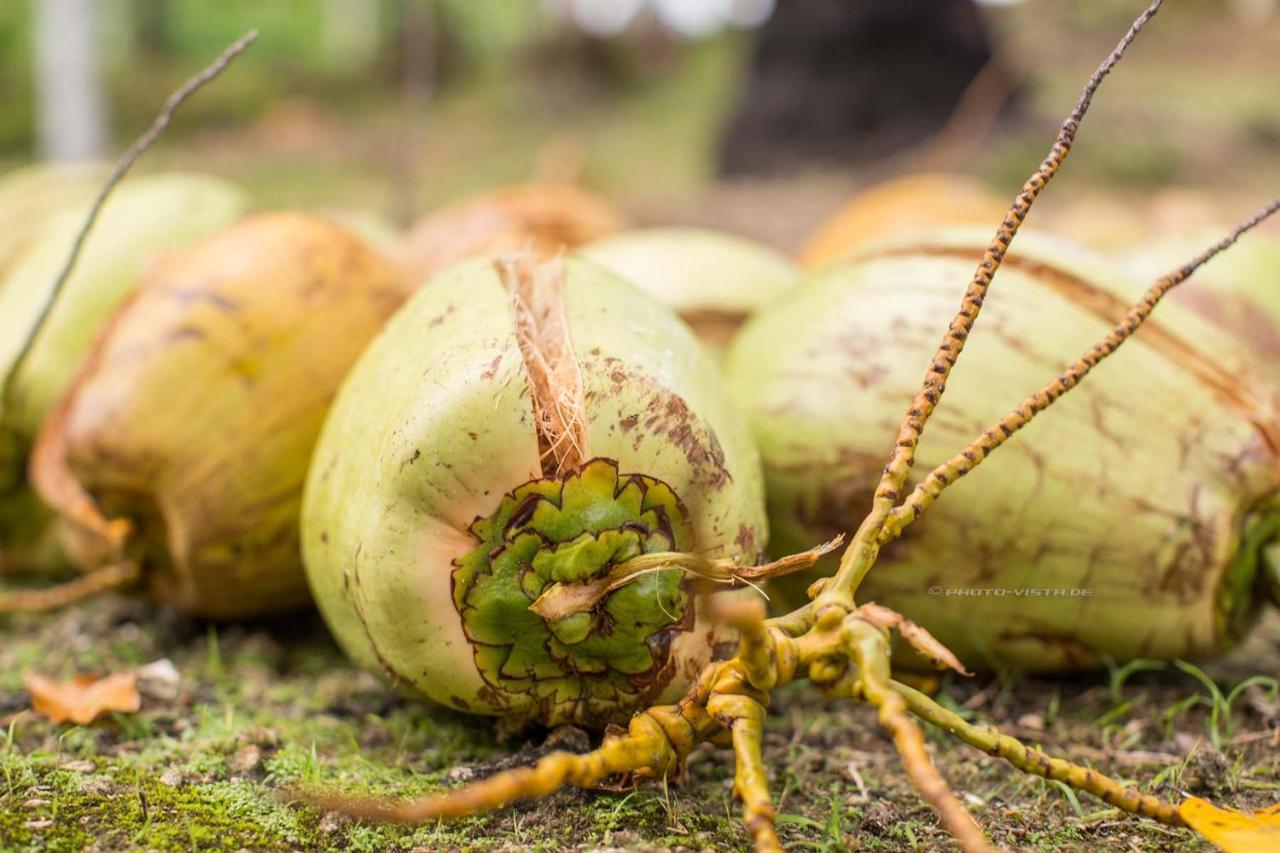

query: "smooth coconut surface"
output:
0 162 108 275
396 183 626 287
303 256 767 727
578 227 799 351
0 173 249 440
727 227 1280 672
798 173 1008 268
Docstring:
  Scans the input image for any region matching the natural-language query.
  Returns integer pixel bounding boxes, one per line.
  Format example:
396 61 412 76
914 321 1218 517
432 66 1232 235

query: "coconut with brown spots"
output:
0 172 247 575
301 255 770 727
727 227 1280 672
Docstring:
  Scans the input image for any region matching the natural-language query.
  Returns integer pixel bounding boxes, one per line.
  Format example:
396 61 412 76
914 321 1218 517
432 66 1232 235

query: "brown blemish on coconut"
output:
647 394 730 490
735 524 757 559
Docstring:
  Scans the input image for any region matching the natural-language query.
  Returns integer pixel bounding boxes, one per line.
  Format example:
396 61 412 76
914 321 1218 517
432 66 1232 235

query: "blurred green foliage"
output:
0 0 567 157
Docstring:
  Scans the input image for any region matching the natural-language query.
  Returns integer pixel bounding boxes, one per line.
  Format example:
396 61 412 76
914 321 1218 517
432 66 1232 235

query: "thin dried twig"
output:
0 29 259 413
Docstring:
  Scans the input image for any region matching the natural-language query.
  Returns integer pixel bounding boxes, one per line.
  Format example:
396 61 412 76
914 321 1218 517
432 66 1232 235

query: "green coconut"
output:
303 255 767 727
578 228 799 352
0 161 109 276
0 172 247 572
726 227 1280 673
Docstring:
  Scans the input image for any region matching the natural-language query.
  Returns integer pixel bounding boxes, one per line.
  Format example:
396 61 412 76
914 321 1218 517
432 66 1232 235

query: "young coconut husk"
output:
297 6 1280 848
0 173 248 575
0 161 109 275
301 254 801 728
798 172 1008 269
23 213 406 619
578 228 800 352
395 183 626 286
727 227 1280 672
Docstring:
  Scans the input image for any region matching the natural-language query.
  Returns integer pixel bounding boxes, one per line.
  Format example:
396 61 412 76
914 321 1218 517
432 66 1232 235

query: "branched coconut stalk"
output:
822 0 1163 602
0 31 257 614
879 196 1280 545
298 4 1274 850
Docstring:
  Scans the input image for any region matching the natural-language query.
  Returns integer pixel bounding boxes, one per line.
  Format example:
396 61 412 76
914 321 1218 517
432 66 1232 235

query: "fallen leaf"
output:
23 671 142 725
1180 797 1280 852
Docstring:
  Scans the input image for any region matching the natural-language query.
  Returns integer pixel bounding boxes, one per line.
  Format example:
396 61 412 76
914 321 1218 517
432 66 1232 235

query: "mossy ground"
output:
0 592 1276 852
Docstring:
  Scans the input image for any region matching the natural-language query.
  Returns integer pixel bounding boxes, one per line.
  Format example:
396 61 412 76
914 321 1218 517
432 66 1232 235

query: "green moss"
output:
1 596 1276 850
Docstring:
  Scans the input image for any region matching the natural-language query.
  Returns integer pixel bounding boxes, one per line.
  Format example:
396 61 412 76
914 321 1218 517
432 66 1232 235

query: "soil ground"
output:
0 595 1276 852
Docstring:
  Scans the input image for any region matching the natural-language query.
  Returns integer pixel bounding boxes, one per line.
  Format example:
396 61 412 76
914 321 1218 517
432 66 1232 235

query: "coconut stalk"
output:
15 212 406 618
395 183 626 286
1121 229 1280 367
728 228 1280 671
579 228 799 352
300 3 1280 848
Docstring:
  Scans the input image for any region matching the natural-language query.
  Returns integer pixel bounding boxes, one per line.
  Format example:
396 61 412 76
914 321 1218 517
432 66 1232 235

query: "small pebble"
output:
445 765 479 783
78 775 116 796
229 745 263 775
1016 713 1044 731
59 760 96 773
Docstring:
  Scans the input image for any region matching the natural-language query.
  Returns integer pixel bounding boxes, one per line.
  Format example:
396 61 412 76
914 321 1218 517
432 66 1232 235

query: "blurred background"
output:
1 0 1278 249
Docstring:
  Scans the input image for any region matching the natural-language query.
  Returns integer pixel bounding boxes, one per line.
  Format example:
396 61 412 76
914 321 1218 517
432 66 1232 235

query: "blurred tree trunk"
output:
720 0 1006 175
392 0 435 226
34 0 108 161
131 0 166 56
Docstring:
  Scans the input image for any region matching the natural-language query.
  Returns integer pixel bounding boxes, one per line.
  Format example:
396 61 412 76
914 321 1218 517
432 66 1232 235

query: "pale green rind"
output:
727 227 1279 672
303 257 766 723
578 227 798 316
0 172 249 437
0 162 109 276
1122 232 1280 323
1119 231 1280 367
